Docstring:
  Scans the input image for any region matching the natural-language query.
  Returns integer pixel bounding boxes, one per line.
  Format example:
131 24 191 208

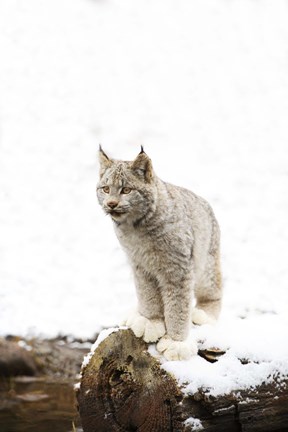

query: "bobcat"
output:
97 146 222 361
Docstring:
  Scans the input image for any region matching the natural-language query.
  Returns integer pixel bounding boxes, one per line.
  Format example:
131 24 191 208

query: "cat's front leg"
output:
157 275 198 360
124 266 166 343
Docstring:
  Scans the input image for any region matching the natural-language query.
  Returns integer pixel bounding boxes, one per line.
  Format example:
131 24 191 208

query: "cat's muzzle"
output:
106 209 127 218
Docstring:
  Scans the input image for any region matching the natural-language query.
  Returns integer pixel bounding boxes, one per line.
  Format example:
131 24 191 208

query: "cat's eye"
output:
102 186 110 194
121 187 132 194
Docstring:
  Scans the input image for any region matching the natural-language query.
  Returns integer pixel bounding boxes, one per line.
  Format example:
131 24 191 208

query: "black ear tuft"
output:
98 145 112 178
99 144 110 161
140 145 145 154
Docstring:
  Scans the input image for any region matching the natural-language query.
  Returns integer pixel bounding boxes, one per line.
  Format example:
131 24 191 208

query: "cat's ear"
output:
131 146 154 183
98 145 112 178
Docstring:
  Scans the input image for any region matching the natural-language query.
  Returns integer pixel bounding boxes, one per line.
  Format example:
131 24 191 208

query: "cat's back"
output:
156 180 220 258
158 180 220 277
160 180 217 226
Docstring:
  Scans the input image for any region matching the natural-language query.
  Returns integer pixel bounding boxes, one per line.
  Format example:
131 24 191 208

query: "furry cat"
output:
97 146 222 361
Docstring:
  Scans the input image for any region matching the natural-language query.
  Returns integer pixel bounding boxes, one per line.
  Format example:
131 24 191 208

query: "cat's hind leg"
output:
192 252 222 325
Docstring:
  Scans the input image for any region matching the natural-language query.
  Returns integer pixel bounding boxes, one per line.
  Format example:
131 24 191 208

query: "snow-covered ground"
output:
1 0 288 393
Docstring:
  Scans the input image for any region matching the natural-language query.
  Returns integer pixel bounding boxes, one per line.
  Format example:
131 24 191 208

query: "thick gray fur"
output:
97 148 222 360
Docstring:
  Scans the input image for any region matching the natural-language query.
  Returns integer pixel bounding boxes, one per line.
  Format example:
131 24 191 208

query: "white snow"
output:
1 0 288 396
74 382 81 391
161 314 288 396
184 417 203 431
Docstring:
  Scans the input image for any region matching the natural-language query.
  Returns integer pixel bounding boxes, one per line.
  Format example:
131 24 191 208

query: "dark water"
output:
0 376 83 432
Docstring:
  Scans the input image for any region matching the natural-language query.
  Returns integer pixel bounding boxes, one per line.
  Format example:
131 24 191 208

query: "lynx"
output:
97 147 222 361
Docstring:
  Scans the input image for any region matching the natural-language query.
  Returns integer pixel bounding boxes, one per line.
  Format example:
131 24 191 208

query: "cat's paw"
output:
125 311 166 343
191 307 216 325
157 336 198 361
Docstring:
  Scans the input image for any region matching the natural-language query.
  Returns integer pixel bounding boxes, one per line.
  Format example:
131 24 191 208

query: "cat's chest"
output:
115 226 161 267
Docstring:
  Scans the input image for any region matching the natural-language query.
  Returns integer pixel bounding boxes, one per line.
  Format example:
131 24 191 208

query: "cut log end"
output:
77 329 288 432
77 329 184 432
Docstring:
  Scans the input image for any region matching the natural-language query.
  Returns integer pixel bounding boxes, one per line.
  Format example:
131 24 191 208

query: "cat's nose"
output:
107 200 119 209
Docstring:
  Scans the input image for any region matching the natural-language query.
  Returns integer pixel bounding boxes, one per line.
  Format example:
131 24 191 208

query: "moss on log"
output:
76 329 288 432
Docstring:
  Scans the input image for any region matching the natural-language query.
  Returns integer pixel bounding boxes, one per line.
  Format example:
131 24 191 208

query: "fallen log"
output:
76 329 288 432
0 338 37 377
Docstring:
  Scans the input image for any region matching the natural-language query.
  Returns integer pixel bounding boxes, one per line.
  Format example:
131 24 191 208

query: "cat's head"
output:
96 146 157 224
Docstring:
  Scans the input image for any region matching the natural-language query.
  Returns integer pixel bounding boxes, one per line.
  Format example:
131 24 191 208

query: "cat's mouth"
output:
107 210 127 218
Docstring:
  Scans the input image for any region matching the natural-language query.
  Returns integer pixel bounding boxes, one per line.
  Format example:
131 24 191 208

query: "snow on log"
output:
76 329 288 432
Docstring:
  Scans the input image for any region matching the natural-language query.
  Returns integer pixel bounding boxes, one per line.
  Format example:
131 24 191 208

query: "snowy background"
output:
1 0 288 391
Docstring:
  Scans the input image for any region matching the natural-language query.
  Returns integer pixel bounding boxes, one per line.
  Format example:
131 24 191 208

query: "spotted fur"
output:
97 148 222 360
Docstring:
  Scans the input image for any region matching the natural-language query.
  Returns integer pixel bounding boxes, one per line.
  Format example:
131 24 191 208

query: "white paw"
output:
125 311 166 343
191 307 216 325
120 308 137 326
157 336 198 361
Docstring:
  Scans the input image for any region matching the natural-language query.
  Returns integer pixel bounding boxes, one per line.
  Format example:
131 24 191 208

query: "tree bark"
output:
76 329 288 432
